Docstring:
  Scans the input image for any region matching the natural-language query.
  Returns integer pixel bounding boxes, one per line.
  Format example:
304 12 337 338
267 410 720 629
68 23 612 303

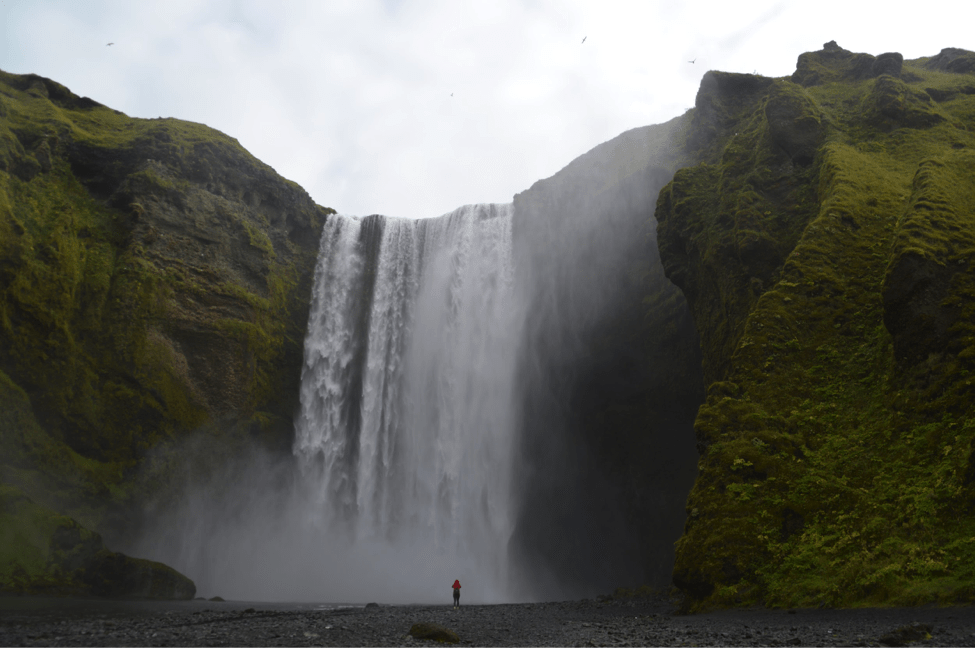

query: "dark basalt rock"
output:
923 47 975 74
873 52 904 77
792 41 904 87
882 249 957 364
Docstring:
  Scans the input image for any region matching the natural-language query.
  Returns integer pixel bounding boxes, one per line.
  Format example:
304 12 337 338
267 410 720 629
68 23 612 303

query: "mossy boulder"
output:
409 622 459 644
0 484 195 598
658 43 975 610
0 68 331 592
792 41 903 87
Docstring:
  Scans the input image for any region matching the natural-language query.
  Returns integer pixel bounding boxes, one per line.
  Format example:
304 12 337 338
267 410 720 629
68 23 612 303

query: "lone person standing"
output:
452 579 461 609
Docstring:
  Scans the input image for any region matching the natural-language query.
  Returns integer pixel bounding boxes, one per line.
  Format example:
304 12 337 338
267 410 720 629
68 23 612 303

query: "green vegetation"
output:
0 483 196 598
0 483 91 595
658 46 975 609
0 68 330 595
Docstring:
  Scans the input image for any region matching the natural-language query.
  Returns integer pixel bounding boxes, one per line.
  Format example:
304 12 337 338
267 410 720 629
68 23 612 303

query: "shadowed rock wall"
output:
508 121 704 599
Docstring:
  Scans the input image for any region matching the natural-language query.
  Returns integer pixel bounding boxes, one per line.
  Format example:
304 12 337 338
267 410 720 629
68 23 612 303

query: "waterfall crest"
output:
294 203 518 601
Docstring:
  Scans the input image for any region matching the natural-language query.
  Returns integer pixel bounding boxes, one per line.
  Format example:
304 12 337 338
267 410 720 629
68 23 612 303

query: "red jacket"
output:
452 580 461 590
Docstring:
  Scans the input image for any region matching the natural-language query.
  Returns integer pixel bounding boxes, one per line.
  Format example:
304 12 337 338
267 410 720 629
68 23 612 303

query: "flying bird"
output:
581 36 587 44
450 93 453 97
106 42 114 46
688 58 696 64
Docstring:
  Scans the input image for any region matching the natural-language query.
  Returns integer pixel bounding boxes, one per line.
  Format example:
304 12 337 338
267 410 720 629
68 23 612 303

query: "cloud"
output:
1 0 972 219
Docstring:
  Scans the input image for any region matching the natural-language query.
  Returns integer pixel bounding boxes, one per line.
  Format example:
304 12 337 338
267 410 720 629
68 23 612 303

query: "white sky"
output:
1 0 971 220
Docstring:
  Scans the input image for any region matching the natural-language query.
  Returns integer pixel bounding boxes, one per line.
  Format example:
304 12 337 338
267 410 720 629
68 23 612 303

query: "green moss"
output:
0 483 195 598
242 218 276 259
662 48 975 610
0 66 328 563
0 484 90 594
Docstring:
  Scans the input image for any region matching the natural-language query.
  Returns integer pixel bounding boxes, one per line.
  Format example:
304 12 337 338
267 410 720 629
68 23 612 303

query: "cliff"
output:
657 43 975 609
5 41 975 608
0 69 330 596
509 119 705 597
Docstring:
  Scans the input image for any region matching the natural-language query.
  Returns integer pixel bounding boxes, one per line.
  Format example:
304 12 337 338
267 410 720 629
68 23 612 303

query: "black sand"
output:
3 594 975 646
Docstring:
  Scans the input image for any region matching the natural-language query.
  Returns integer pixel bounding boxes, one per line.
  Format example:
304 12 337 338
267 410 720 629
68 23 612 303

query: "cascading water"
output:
130 124 701 604
293 203 519 602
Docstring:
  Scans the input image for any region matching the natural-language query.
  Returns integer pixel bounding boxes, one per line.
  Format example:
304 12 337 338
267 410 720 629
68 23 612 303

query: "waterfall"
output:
127 126 700 604
293 203 518 602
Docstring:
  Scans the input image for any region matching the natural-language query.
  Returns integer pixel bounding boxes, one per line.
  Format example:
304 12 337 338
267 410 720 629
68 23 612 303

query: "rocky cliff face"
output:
657 43 975 609
0 69 330 596
5 41 974 609
508 120 704 598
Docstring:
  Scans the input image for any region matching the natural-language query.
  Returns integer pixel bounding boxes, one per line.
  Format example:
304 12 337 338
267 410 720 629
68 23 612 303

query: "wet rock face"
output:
509 122 703 600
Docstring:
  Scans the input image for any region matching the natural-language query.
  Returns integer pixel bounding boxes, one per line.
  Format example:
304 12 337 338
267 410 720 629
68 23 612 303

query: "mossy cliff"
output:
1 484 194 598
0 69 330 596
656 43 975 609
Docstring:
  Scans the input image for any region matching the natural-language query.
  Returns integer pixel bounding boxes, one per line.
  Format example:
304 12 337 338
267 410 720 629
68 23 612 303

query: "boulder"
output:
923 47 975 73
409 622 459 644
0 484 195 599
872 52 904 77
80 550 196 600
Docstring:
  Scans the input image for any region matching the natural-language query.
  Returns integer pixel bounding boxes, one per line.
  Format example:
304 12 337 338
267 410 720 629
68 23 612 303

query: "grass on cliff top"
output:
675 59 975 610
0 69 244 162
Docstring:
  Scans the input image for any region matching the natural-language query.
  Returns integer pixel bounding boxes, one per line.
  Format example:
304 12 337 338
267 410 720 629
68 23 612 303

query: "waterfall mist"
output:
130 119 703 604
293 204 519 602
507 128 703 600
133 204 524 604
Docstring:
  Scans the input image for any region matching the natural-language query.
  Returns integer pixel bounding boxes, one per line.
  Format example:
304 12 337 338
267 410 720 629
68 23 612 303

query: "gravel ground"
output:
2 594 975 646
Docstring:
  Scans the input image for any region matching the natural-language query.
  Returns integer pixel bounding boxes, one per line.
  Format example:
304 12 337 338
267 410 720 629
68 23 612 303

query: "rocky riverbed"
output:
2 594 975 646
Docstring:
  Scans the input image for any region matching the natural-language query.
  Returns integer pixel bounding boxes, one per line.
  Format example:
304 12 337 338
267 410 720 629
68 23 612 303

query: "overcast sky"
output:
1 1 971 220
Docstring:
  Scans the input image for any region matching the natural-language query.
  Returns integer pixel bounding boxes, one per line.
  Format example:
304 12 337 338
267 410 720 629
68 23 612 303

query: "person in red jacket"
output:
452 579 461 609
